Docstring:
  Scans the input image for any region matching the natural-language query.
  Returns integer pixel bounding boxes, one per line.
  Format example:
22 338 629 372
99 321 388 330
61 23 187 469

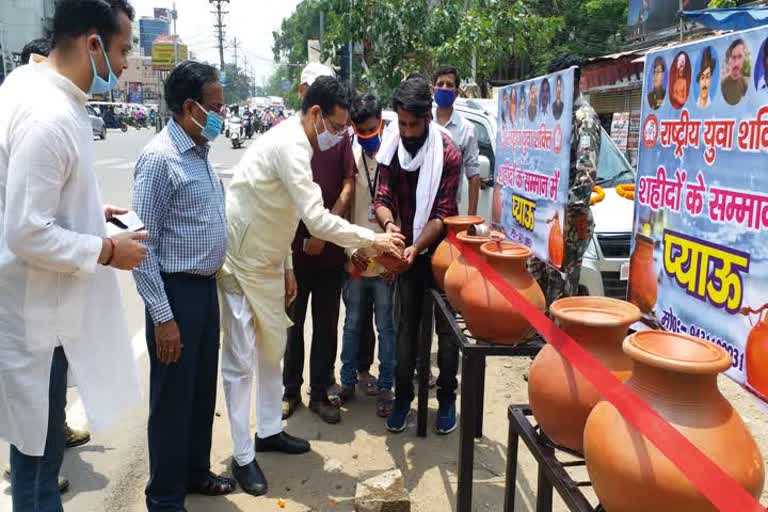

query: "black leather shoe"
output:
231 459 268 497
309 398 341 424
255 431 311 454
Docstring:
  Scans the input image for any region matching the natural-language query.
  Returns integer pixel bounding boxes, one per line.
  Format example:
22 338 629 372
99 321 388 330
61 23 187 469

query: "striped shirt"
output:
132 119 227 324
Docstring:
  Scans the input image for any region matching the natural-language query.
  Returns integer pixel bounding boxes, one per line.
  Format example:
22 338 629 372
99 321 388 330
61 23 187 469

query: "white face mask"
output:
315 114 344 151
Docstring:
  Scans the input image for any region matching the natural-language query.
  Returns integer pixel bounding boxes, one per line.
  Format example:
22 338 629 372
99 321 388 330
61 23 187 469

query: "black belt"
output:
161 272 217 281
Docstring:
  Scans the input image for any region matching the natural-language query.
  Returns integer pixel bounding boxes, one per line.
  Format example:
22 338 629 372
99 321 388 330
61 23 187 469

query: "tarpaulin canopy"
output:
683 7 768 31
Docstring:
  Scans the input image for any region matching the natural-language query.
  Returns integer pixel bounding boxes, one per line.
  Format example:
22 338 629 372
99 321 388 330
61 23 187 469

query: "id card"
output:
368 204 377 223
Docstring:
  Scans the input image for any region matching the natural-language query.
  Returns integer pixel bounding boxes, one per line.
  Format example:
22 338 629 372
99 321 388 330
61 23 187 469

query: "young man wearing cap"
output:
281 63 358 424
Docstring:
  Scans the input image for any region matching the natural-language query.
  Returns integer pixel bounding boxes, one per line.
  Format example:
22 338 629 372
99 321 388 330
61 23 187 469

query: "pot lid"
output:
550 296 641 328
623 331 731 374
480 240 532 260
456 230 492 245
444 215 484 228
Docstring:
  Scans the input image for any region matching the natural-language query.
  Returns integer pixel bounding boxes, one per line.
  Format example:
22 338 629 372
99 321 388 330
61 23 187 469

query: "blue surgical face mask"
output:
191 101 223 142
358 133 381 155
434 88 457 108
88 35 119 95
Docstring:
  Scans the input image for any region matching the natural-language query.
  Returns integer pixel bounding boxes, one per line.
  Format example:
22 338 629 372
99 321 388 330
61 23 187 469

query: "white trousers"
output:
221 290 283 467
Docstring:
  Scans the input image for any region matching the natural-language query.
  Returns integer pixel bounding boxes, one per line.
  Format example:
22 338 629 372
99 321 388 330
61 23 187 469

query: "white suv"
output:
452 98 636 300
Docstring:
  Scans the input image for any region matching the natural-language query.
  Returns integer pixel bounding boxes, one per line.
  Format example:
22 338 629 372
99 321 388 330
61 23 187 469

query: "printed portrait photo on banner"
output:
501 89 510 128
553 75 565 120
670 51 692 109
754 37 768 91
509 87 518 125
518 85 527 121
539 78 551 117
694 47 718 110
528 83 538 121
647 56 667 110
722 38 751 106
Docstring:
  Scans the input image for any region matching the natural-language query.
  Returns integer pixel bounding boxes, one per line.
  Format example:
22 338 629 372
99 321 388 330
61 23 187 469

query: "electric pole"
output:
230 37 240 69
171 1 179 65
209 0 229 72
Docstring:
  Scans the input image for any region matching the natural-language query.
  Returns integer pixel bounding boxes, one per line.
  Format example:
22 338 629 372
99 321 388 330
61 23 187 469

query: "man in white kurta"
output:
220 76 403 495
0 2 145 509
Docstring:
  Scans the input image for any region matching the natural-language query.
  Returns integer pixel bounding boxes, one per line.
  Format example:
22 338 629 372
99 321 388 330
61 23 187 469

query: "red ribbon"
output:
447 232 766 512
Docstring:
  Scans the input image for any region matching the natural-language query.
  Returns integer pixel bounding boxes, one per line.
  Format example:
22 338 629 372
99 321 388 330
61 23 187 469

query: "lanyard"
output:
360 152 380 201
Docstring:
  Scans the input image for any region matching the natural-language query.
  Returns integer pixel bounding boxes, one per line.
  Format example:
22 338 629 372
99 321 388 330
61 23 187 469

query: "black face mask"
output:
402 122 429 156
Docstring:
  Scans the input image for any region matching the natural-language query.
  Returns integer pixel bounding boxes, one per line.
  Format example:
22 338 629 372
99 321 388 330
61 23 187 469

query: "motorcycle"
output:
229 115 245 149
103 112 128 132
243 115 254 139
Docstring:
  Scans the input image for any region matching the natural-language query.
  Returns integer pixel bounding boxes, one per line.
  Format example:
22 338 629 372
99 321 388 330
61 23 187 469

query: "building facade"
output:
0 0 55 82
118 55 162 103
139 16 169 57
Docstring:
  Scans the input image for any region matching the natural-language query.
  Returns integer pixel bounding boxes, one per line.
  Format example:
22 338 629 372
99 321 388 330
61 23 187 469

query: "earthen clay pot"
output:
444 231 491 312
460 241 545 344
584 331 765 512
528 297 641 453
629 234 657 314
548 213 564 268
432 215 483 290
746 310 768 400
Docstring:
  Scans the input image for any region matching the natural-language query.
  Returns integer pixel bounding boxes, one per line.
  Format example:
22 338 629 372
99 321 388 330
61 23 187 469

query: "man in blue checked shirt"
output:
132 60 235 511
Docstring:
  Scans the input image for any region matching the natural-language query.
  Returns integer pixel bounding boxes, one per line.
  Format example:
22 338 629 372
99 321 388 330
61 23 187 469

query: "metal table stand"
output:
505 405 604 512
418 289 545 512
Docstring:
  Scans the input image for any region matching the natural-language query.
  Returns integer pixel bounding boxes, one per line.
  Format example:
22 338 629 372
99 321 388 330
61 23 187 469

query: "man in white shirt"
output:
0 1 147 509
432 65 480 215
219 76 404 496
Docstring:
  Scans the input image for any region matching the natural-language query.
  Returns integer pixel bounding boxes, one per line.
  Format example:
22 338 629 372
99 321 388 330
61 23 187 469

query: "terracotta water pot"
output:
629 234 657 314
745 306 768 400
432 215 483 290
584 331 765 512
444 231 491 312
548 213 564 268
528 296 641 453
460 241 545 344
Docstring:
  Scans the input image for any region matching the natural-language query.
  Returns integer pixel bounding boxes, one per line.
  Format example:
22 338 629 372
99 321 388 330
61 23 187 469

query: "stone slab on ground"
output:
354 468 411 512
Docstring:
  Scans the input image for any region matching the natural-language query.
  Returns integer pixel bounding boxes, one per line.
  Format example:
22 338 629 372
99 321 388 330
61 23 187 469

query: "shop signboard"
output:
610 112 630 152
494 68 576 270
151 36 188 71
627 0 709 40
631 26 768 403
126 82 143 104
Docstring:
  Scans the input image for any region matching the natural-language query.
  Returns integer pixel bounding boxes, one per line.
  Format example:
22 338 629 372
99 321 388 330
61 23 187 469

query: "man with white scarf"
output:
374 77 461 434
219 76 404 496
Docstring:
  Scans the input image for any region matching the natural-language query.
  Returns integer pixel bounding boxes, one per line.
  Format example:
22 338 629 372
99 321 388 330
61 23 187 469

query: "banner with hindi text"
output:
630 26 768 403
493 68 576 270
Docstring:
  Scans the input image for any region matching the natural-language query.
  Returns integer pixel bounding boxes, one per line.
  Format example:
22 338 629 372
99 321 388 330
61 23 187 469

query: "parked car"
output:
86 104 106 140
382 99 636 300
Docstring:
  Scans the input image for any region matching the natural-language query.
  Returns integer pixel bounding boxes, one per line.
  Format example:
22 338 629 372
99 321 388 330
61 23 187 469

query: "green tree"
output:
530 0 627 70
222 63 254 105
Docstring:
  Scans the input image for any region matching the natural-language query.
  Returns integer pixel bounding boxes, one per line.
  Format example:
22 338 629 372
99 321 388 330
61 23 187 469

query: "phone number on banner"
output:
660 306 744 372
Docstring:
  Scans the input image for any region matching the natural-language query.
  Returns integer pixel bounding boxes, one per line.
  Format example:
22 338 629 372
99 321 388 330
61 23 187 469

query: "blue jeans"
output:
340 275 396 391
10 347 68 512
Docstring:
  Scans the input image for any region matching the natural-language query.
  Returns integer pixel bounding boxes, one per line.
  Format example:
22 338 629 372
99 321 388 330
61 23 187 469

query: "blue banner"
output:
493 68 576 270
631 26 768 402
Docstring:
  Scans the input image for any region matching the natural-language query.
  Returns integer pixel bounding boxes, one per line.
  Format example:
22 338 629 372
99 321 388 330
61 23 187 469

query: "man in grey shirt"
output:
432 65 481 216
